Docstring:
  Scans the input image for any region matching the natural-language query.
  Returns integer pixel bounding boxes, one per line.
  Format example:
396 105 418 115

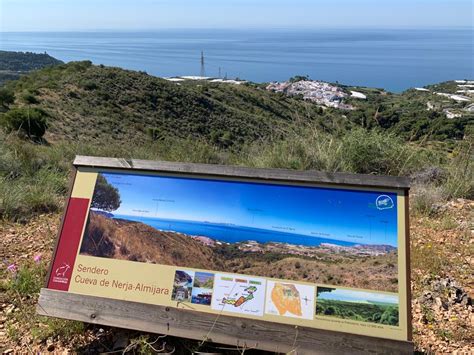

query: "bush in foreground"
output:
0 107 48 140
0 88 15 109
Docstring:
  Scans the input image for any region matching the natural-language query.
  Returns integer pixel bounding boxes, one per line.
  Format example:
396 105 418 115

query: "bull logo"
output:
55 262 70 277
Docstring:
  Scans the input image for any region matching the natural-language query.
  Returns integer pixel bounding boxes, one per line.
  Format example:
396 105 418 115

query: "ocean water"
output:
1 28 472 92
113 214 357 247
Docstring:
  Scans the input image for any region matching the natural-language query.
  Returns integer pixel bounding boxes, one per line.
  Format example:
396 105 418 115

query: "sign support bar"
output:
38 288 413 354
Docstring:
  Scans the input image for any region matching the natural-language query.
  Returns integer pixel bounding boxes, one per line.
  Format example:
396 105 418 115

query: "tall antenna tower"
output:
200 51 206 77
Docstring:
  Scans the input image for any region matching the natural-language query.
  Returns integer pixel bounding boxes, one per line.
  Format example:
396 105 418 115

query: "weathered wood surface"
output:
73 155 410 190
38 289 413 354
404 191 413 341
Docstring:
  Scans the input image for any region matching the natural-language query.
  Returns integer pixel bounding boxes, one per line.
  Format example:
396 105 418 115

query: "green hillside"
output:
2 61 328 146
340 84 473 141
2 60 472 146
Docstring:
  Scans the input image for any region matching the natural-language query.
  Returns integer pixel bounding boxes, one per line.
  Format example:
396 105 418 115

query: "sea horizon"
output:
1 28 472 92
3 25 472 32
111 213 397 248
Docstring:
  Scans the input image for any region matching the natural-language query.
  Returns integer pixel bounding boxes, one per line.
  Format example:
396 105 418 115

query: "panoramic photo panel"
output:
79 172 399 292
315 287 399 326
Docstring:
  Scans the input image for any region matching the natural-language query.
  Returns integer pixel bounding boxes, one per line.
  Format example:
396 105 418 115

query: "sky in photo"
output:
1 0 472 31
97 172 398 247
318 288 399 304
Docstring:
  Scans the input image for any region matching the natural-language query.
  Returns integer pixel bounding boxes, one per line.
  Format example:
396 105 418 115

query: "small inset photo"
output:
171 270 195 302
193 272 215 289
315 287 399 326
191 287 213 305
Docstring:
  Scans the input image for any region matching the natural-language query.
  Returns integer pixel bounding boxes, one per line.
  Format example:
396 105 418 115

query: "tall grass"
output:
0 127 472 222
244 127 473 217
442 138 473 199
244 127 440 176
410 137 473 216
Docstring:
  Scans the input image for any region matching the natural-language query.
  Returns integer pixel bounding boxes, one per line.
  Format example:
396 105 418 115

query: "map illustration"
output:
211 274 266 316
222 285 257 307
265 281 315 320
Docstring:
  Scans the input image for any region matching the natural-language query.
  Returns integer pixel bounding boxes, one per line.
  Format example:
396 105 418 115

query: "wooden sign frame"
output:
38 156 413 354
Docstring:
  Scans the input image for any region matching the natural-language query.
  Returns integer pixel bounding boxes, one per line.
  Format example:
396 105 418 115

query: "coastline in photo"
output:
79 172 400 292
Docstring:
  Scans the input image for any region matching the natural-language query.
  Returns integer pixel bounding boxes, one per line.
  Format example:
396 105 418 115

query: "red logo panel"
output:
47 197 90 291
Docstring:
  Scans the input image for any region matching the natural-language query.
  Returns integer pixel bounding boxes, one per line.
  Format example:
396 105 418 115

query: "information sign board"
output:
38 156 413 353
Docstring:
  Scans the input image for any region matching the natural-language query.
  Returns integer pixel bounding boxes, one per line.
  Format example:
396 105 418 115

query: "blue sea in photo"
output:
101 171 399 247
113 214 358 248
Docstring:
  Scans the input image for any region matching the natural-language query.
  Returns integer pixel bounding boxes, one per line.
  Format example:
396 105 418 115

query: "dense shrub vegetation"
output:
0 87 15 109
2 61 471 146
341 88 472 141
316 299 399 326
3 61 329 145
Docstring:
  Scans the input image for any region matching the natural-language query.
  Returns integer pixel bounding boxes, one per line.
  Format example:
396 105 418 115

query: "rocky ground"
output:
410 199 473 353
1 199 473 353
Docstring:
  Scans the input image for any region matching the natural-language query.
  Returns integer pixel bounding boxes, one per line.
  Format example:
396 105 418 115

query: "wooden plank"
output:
73 155 410 190
38 288 413 355
404 190 413 341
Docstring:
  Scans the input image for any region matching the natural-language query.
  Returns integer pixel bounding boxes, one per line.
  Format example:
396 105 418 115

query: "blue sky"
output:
318 288 398 304
1 0 472 32
97 172 398 247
